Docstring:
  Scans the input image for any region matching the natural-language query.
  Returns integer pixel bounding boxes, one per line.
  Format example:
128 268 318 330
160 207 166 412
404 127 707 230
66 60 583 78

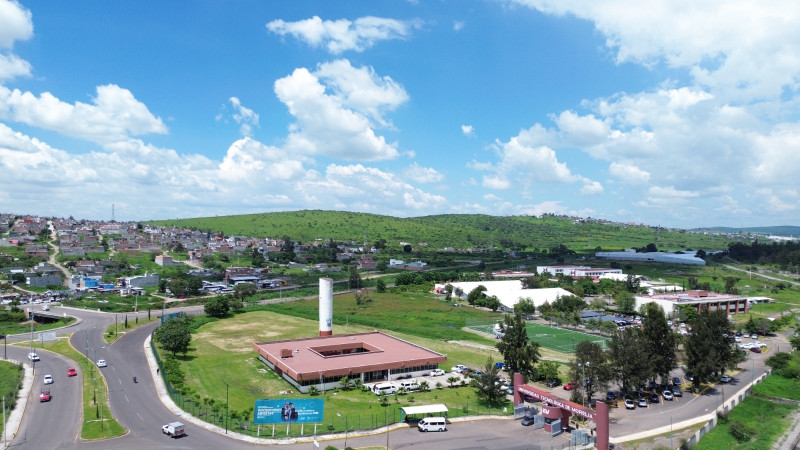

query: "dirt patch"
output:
193 312 314 352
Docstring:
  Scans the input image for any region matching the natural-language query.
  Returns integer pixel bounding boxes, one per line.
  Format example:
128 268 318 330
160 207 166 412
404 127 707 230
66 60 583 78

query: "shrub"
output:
728 420 756 442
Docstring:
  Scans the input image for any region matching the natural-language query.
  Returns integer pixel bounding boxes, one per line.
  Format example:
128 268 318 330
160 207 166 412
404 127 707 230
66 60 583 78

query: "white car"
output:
96 359 107 368
28 352 40 362
430 369 445 376
43 374 53 384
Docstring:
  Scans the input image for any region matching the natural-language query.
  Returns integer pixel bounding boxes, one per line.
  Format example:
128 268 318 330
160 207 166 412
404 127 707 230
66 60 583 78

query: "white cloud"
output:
461 124 475 137
267 16 421 54
403 162 444 183
0 84 167 145
553 110 609 146
0 0 33 49
229 97 259 137
0 52 31 80
274 60 405 161
453 21 465 31
510 0 800 102
580 180 603 195
608 162 650 184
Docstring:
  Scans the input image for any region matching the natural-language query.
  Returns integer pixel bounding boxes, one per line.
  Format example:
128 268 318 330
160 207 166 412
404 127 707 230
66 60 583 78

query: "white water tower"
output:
319 277 333 336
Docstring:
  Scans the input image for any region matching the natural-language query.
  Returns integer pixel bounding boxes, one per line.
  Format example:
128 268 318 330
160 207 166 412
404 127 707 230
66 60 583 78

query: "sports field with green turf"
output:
468 321 609 353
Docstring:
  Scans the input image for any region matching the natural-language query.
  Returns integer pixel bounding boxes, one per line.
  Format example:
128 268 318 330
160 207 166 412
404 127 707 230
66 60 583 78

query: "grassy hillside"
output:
148 210 743 252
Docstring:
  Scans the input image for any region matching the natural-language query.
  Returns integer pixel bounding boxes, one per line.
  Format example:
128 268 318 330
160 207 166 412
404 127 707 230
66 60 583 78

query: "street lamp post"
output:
224 382 229 434
337 413 348 449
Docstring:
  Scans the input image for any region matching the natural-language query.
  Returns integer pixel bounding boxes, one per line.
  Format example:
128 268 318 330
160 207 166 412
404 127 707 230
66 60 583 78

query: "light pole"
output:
93 346 105 364
224 381 229 434
337 413 348 449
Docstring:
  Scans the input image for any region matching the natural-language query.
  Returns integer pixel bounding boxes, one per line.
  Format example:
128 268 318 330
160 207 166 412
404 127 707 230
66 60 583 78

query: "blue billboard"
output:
254 399 324 424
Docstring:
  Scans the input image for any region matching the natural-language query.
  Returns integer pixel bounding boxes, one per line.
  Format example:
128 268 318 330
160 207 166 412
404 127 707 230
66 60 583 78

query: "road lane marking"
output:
124 393 129 402
137 412 144 421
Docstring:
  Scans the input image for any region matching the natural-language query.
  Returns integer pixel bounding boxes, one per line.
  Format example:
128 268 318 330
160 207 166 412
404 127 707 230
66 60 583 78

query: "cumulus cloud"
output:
0 84 167 145
0 0 33 49
402 162 444 183
229 97 259 137
0 52 31 80
453 21 465 31
267 16 422 54
461 124 475 137
608 162 650 184
274 60 406 161
509 0 800 102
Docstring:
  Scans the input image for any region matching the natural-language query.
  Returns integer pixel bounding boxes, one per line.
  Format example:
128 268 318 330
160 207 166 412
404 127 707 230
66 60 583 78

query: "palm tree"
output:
446 376 458 388
435 382 444 390
419 381 430 392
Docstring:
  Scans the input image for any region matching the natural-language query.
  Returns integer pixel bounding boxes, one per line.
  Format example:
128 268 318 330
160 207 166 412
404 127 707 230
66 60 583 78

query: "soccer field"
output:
469 322 608 354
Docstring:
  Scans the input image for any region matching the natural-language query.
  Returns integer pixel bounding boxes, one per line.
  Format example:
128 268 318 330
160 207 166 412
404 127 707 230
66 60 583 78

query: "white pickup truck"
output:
162 422 185 438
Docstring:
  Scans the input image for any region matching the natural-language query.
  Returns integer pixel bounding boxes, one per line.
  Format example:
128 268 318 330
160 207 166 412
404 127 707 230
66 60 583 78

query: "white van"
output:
399 380 420 391
418 417 447 432
372 382 398 396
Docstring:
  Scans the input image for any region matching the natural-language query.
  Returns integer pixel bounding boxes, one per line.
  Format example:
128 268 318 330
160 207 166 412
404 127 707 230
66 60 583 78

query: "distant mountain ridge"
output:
692 226 800 238
148 210 746 252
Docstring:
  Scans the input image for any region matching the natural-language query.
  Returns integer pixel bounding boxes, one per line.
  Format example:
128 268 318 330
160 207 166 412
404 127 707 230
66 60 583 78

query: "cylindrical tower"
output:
319 277 333 336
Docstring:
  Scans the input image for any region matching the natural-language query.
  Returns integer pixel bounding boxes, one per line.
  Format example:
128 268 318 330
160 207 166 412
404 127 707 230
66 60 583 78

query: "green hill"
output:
147 210 743 253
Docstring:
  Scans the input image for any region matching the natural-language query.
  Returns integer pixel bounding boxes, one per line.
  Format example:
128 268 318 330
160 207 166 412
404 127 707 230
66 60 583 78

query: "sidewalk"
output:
1 358 33 449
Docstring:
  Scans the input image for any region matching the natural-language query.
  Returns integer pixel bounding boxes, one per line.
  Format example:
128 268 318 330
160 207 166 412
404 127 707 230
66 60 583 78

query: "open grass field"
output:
161 310 513 437
0 360 23 435
467 322 609 353
692 396 797 450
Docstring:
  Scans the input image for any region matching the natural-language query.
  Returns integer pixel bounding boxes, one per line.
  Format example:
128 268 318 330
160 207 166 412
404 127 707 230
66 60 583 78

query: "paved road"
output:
6 344 82 449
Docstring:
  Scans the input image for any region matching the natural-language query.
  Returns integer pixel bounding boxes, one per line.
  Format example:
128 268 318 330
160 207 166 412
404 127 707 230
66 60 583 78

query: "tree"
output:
376 260 388 273
514 298 536 316
614 291 636 314
354 289 372 305
535 360 560 382
348 267 363 289
466 285 487 305
402 244 412 253
155 317 192 357
376 278 386 293
496 312 541 381
205 296 230 318
234 282 256 300
571 340 611 404
471 357 507 405
641 302 678 383
685 309 735 390
624 275 641 293
608 327 652 393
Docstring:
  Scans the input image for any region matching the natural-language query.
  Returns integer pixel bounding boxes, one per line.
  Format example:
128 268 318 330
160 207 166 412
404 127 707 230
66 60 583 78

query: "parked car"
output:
624 397 636 410
96 359 107 368
750 347 762 353
720 374 732 383
28 352 40 362
662 390 674 401
546 378 561 388
672 385 683 397
67 368 77 377
649 392 660 404
471 370 484 377
430 369 445 376
563 381 577 391
43 374 53 385
637 396 648 408
521 416 536 426
672 377 681 386
605 391 617 402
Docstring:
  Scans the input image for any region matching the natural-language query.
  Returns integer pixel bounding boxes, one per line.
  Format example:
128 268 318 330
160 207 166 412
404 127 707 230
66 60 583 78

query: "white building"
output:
434 280 574 311
537 265 623 278
595 249 706 266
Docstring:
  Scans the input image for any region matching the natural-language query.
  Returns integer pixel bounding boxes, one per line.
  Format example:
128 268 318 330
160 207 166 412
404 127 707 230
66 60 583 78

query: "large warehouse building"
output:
635 290 750 316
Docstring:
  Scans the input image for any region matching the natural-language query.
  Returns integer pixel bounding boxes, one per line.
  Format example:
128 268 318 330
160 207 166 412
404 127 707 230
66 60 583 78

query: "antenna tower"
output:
112 204 116 222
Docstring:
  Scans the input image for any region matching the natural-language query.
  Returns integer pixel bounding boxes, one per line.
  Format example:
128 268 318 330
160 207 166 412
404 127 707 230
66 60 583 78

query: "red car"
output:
563 381 577 391
67 368 77 377
39 389 51 402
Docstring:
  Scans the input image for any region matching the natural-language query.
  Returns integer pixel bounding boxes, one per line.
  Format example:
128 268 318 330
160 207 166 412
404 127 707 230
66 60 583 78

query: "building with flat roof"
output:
253 331 447 393
635 290 749 317
537 265 623 278
434 280 574 311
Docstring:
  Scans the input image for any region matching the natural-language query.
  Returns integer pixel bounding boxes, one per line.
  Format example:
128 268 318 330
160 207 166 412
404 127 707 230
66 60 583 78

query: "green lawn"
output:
158 310 512 438
468 322 609 353
693 396 796 449
0 360 23 435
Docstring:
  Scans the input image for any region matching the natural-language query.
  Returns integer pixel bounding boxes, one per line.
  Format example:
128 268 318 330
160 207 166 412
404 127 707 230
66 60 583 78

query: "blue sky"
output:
1 0 799 228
